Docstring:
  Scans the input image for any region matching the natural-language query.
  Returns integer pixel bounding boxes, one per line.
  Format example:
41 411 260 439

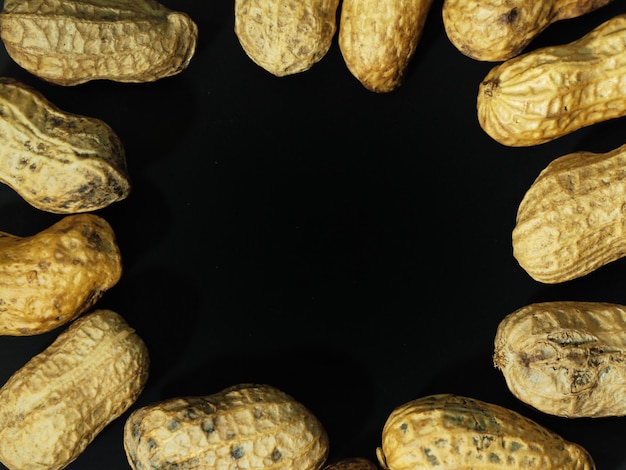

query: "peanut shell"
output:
376 393 595 469
124 383 330 469
0 0 198 85
0 309 150 470
494 301 626 418
234 0 340 76
0 213 122 336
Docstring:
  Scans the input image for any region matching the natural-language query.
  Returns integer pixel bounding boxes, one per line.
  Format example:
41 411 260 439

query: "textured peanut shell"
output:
338 0 434 93
234 0 340 77
0 213 122 336
0 77 129 213
494 301 626 418
513 142 626 283
0 309 150 470
124 383 329 469
376 393 595 470
477 13 626 147
443 0 614 62
0 0 198 85
324 457 379 469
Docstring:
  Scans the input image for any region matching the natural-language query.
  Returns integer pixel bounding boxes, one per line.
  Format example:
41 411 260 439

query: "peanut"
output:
0 77 129 213
443 0 614 62
234 0 340 77
124 383 330 469
324 457 380 469
477 13 626 146
338 0 434 93
0 0 198 86
513 142 626 283
0 213 122 336
0 309 150 470
376 393 595 469
494 301 626 418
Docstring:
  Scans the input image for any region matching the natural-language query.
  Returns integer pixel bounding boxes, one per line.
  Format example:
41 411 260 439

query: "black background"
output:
1 1 626 468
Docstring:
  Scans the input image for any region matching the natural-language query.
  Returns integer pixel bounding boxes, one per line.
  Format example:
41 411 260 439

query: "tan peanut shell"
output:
324 457 379 469
124 383 330 469
234 0 340 77
0 213 122 336
376 393 595 470
338 0 434 93
513 142 626 283
494 301 626 418
0 0 198 86
0 77 129 213
477 13 626 147
0 309 150 470
442 0 614 62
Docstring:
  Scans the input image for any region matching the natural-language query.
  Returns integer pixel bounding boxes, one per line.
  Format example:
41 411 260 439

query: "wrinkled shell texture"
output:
338 0 433 93
0 309 150 470
442 0 614 61
494 301 626 418
0 0 198 85
513 143 626 283
324 457 379 469
234 0 340 77
376 394 595 470
0 213 122 336
124 383 329 469
0 77 129 213
477 13 626 147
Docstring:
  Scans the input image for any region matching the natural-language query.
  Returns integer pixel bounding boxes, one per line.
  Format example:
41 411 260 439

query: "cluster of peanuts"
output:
0 0 625 468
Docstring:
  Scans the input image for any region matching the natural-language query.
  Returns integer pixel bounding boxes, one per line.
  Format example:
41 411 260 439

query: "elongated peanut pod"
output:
494 301 626 417
0 309 149 470
477 13 626 146
443 0 614 61
234 0 340 76
376 394 595 470
339 0 434 92
513 142 626 283
0 213 122 336
0 0 198 85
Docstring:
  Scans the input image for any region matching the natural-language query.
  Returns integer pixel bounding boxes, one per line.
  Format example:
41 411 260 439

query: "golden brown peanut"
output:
477 13 626 147
234 0 340 77
324 457 379 469
513 142 626 283
124 383 329 469
0 213 122 336
376 393 595 470
0 77 129 213
494 301 626 418
0 309 150 470
338 0 434 93
0 0 198 86
442 0 614 62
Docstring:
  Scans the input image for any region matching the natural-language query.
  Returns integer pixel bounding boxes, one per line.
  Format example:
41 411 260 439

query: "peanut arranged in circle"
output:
0 309 150 470
0 0 198 85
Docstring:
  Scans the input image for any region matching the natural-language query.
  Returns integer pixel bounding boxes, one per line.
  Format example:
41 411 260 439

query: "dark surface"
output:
1 1 626 468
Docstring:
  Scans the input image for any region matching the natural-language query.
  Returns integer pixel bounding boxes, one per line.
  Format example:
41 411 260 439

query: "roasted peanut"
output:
0 309 150 470
0 213 122 336
0 77 129 213
234 0 340 76
513 142 626 283
124 383 329 469
376 393 595 469
495 301 626 418
477 13 626 146
0 0 198 85
338 0 434 92
443 0 614 61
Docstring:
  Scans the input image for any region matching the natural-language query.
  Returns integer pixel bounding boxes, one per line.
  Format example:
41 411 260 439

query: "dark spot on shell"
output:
500 8 518 24
271 448 282 462
147 438 157 450
201 419 215 434
400 422 408 433
132 423 141 439
186 407 200 419
231 444 245 459
167 419 179 431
